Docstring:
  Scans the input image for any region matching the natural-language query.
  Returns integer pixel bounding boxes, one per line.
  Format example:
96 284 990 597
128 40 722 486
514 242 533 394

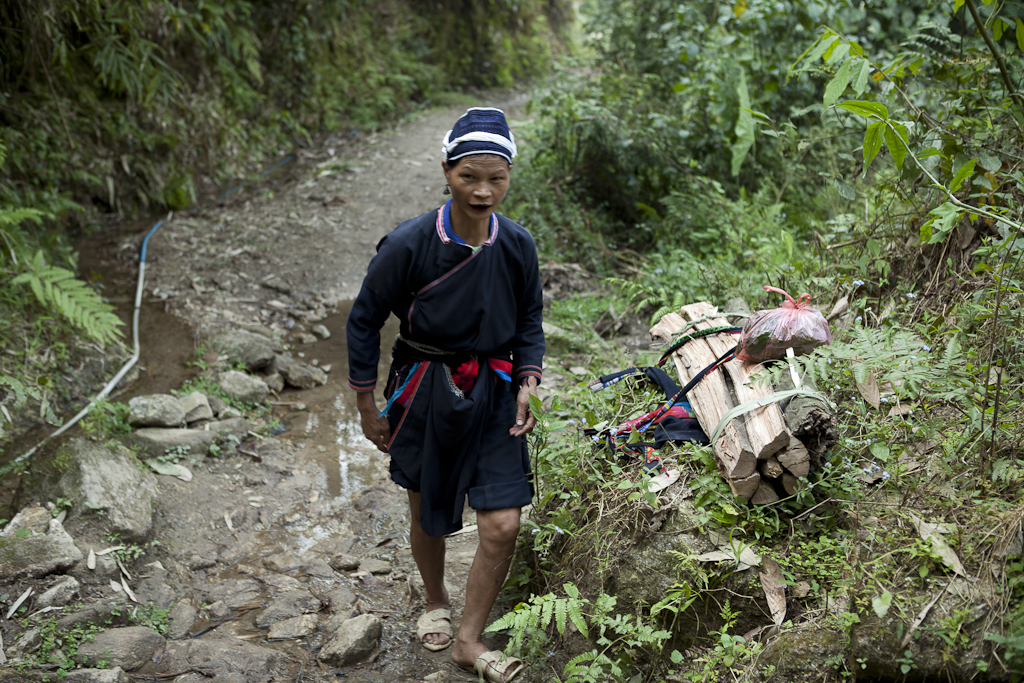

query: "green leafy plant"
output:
675 602 769 682
11 250 122 345
80 398 131 438
489 583 671 683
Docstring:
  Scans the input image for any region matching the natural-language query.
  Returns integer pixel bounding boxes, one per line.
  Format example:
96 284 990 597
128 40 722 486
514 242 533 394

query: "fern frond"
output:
554 596 568 636
10 251 124 345
568 598 588 637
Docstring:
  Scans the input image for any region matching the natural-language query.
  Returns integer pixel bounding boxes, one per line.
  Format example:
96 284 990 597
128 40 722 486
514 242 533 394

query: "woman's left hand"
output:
510 377 539 437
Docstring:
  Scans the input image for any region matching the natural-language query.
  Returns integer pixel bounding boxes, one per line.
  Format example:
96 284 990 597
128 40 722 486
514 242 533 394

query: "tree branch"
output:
964 0 1024 117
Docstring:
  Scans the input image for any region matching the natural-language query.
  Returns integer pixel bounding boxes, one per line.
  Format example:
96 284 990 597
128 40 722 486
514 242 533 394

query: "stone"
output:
167 600 197 639
329 554 360 571
189 555 217 571
125 428 215 459
353 489 388 511
272 355 327 390
264 372 285 393
36 576 81 609
296 332 317 345
207 395 228 418
262 553 300 573
74 626 165 670
4 506 51 535
11 628 42 655
128 395 186 428
180 392 214 423
158 635 285 679
317 614 382 666
207 417 252 442
300 559 336 578
255 589 321 628
261 573 304 592
311 324 331 339
133 575 177 610
324 611 350 636
320 587 357 613
63 667 130 683
267 613 319 639
57 602 128 631
215 371 269 403
56 439 159 542
202 578 263 606
214 330 283 371
205 600 230 619
0 517 83 580
210 675 245 683
358 558 392 575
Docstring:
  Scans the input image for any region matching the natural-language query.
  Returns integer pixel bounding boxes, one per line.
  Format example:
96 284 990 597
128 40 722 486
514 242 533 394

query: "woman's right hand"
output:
356 392 391 453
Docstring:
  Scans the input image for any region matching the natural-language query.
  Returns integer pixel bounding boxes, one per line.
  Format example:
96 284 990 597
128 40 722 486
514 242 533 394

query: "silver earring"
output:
443 184 450 195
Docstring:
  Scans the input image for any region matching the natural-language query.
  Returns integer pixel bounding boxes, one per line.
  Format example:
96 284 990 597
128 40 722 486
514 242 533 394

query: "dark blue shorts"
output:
387 386 534 512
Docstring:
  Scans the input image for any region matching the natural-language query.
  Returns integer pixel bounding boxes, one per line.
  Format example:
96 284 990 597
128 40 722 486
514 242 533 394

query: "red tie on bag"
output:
736 286 833 364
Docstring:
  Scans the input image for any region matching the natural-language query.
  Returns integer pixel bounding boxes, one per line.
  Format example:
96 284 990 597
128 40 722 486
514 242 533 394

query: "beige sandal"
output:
474 650 525 683
416 608 453 652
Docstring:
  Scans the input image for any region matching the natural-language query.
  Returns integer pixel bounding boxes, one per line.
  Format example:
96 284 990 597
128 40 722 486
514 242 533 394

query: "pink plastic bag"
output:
736 286 833 363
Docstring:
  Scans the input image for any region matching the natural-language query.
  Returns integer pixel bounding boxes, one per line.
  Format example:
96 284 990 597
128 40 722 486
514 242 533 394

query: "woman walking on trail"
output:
345 107 544 683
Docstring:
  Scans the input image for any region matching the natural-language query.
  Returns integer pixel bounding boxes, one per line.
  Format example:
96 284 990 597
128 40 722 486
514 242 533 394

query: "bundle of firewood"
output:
650 302 836 503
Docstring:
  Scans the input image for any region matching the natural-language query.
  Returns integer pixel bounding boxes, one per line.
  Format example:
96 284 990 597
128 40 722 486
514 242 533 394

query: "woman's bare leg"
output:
451 507 521 668
408 491 450 647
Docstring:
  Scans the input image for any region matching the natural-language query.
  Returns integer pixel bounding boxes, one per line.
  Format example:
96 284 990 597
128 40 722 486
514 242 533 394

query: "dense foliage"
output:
503 0 1024 679
0 0 569 442
0 0 567 217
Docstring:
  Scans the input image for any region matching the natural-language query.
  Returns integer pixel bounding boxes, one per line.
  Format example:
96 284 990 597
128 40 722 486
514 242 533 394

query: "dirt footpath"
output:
131 94 530 682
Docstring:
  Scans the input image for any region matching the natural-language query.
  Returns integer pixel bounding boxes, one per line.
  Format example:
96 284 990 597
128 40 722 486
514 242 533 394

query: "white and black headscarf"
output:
441 107 517 165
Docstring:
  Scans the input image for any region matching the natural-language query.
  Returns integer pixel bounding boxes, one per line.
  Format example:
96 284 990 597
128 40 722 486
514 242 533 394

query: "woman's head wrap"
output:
441 107 517 165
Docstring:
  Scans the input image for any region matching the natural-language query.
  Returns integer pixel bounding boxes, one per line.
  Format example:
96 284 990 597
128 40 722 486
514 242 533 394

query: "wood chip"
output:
225 512 234 531
117 558 132 581
96 545 125 556
109 579 123 593
87 549 96 570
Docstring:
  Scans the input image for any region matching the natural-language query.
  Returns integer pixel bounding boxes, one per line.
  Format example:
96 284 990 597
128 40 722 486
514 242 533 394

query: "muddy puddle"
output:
271 301 400 500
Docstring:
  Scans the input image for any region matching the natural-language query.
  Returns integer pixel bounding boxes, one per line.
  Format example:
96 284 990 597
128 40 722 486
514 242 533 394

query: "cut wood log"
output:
775 373 838 461
751 482 781 505
677 303 790 460
761 455 784 479
717 421 758 479
781 473 806 496
778 436 810 477
650 300 835 508
728 472 761 500
651 309 756 480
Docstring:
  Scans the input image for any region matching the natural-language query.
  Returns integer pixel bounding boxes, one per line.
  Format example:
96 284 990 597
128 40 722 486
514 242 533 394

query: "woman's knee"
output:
478 508 521 545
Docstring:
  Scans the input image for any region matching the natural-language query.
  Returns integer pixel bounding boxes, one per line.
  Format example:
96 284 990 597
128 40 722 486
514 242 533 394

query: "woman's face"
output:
443 155 510 222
